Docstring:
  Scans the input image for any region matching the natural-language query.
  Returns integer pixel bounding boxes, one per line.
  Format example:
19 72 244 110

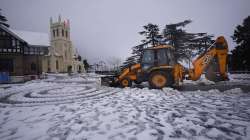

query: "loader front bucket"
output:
101 76 120 87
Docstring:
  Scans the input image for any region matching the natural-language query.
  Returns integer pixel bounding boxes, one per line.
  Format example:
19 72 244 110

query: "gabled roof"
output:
9 29 50 47
0 25 27 44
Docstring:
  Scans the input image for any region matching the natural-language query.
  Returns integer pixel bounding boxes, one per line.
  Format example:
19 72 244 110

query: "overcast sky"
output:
1 0 250 63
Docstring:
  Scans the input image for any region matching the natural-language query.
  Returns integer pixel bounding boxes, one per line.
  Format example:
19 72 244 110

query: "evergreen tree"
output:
163 20 213 62
77 55 82 61
188 33 214 56
0 9 9 28
231 16 250 71
139 23 163 47
185 33 214 67
128 23 163 65
83 59 90 72
131 43 145 63
163 20 192 61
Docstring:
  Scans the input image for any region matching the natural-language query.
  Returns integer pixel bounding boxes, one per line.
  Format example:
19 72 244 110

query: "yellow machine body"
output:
102 36 229 88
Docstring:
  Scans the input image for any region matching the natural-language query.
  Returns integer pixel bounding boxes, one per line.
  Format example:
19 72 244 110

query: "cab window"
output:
166 49 175 65
157 49 168 65
142 50 154 64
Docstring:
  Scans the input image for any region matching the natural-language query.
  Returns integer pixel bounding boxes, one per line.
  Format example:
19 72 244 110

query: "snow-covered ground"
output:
0 73 250 140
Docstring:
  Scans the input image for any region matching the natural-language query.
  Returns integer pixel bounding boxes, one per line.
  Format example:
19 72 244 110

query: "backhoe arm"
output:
188 36 229 81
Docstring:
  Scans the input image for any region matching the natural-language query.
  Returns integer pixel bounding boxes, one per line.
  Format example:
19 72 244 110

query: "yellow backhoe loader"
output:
101 36 229 89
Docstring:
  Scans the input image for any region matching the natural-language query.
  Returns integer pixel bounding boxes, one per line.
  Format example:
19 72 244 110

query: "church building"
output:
42 16 83 73
0 15 84 83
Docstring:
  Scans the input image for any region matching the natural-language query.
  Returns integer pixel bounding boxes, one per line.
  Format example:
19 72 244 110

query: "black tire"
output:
134 80 142 85
149 71 172 89
120 78 132 88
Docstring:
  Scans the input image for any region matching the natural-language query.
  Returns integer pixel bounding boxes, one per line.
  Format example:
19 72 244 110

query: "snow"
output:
0 73 250 140
206 128 225 138
10 29 50 46
184 74 215 85
226 73 250 85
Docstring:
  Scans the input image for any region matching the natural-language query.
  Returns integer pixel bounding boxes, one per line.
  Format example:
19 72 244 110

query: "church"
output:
42 16 84 73
0 16 84 83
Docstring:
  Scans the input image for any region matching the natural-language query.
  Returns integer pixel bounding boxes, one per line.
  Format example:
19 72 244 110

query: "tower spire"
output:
50 17 53 25
58 14 61 23
67 19 70 27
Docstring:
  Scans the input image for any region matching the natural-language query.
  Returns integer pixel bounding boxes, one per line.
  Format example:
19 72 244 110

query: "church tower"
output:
49 15 73 72
50 15 71 41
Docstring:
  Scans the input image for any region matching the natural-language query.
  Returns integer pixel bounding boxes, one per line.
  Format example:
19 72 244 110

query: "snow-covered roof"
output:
10 29 50 47
0 25 27 44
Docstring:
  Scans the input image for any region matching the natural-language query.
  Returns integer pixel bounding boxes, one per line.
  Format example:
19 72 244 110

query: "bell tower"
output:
50 15 70 41
49 15 73 73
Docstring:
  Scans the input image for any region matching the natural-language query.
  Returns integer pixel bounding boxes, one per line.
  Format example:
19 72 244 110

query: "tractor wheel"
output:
120 78 132 88
149 71 171 89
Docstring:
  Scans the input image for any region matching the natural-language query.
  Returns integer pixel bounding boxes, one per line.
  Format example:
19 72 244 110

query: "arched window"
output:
53 30 56 37
62 29 64 37
56 60 59 70
56 29 59 37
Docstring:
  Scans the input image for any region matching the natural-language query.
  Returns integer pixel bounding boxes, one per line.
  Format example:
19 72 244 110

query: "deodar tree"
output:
0 9 9 28
231 16 250 71
139 23 163 47
163 20 213 63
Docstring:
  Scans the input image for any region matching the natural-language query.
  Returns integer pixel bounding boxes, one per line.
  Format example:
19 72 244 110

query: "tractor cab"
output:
141 45 176 71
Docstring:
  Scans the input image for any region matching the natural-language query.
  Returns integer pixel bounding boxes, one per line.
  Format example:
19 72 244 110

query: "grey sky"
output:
1 0 250 63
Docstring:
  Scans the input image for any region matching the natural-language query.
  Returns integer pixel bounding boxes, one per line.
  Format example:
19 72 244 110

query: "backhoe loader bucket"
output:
205 58 228 82
101 76 119 87
205 36 229 82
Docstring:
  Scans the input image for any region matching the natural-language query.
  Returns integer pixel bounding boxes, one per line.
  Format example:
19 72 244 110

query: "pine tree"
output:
0 9 10 28
184 33 214 67
163 20 213 63
127 23 163 65
83 59 90 72
131 43 146 63
188 33 214 57
231 16 250 71
77 55 82 61
139 23 163 47
163 20 192 61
